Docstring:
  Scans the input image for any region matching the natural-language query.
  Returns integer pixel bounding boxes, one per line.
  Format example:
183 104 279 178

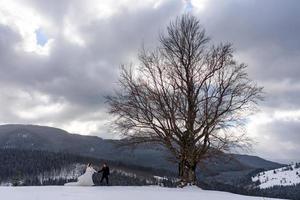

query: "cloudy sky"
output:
0 0 299 163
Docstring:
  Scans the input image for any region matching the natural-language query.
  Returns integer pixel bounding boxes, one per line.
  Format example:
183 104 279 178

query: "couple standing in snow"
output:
65 163 110 186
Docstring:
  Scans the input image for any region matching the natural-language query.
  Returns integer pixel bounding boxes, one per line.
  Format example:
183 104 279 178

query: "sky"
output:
0 0 299 163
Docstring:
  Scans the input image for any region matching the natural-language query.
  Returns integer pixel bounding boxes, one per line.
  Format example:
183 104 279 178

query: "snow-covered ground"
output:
252 163 300 189
0 186 283 200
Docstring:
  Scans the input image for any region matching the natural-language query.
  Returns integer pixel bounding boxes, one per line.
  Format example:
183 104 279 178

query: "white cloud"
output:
0 0 53 55
63 18 86 47
190 0 208 12
4 89 65 120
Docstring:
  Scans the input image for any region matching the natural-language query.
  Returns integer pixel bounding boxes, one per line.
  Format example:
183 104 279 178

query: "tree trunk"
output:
178 160 197 186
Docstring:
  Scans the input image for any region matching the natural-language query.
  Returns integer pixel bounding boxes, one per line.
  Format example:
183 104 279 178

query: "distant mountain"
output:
0 124 283 174
232 154 284 170
0 124 171 170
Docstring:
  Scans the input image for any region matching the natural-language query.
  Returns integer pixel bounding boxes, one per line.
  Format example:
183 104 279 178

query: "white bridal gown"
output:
65 166 96 186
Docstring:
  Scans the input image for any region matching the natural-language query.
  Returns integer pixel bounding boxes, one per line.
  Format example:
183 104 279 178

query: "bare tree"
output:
107 15 263 185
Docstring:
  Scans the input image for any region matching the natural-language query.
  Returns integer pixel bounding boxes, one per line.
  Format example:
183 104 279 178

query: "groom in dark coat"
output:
98 162 110 185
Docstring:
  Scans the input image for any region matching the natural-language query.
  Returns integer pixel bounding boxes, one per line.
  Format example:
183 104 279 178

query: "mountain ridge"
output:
0 124 284 173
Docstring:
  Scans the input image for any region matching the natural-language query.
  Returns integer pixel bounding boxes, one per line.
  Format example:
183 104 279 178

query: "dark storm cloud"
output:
0 0 182 105
0 0 184 136
190 0 300 162
254 119 300 162
199 0 300 80
195 0 300 111
270 120 300 142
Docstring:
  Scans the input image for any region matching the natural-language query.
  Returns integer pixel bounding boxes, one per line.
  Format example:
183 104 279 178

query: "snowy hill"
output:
0 186 284 200
252 163 300 189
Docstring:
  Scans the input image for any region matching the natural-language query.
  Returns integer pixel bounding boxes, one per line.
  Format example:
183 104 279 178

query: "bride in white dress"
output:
65 163 96 186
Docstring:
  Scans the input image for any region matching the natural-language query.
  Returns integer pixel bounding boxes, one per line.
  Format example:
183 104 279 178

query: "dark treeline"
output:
0 148 298 199
199 181 300 200
0 148 175 186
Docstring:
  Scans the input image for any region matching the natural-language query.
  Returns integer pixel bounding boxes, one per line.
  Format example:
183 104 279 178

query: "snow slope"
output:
252 163 300 189
0 186 283 200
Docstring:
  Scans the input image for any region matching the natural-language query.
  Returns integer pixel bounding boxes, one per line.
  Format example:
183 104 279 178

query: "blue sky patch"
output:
35 28 48 46
184 0 193 13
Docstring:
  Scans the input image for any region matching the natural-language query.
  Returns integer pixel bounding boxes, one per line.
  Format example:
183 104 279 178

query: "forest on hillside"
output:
0 149 175 186
0 148 299 199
